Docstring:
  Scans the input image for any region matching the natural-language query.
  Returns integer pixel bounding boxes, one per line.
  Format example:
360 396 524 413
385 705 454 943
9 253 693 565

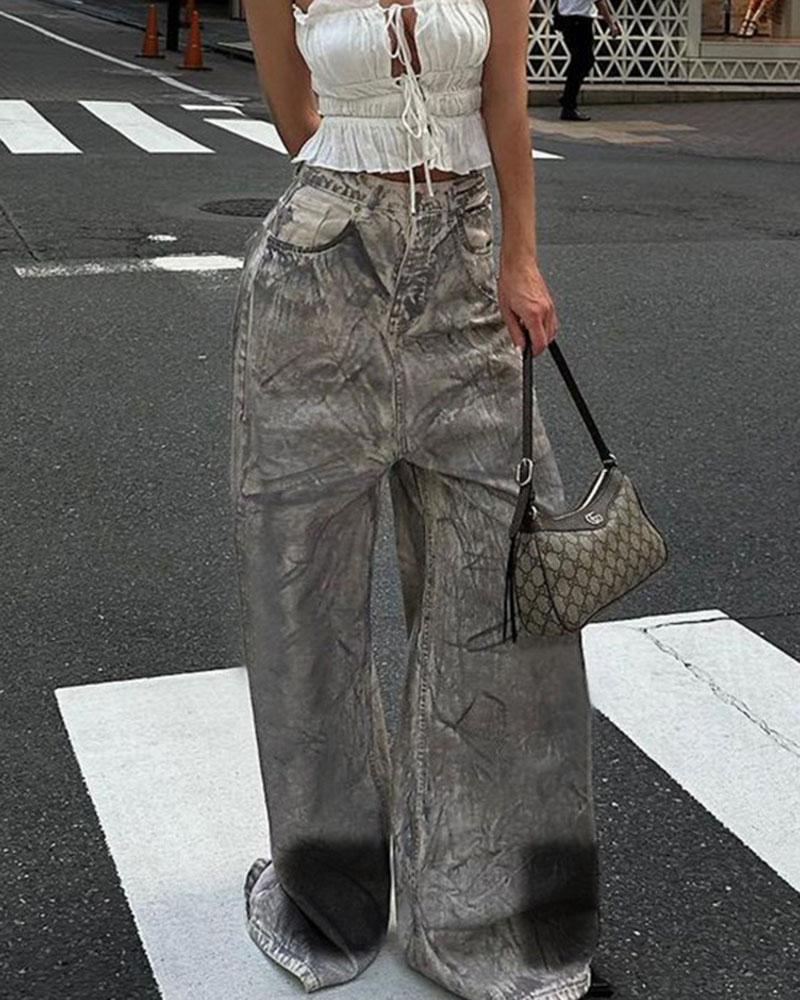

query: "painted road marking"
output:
204 118 289 153
182 104 246 114
0 99 81 154
0 98 565 160
14 254 243 277
54 610 799 998
80 101 214 153
0 10 234 103
583 608 800 893
56 669 276 1000
55 668 442 1000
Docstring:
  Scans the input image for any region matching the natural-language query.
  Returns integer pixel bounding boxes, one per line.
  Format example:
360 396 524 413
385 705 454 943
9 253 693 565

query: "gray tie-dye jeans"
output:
230 161 600 1000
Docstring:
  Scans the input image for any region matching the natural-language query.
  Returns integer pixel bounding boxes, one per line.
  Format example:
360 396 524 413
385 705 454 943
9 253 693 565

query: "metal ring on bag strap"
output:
507 324 617 540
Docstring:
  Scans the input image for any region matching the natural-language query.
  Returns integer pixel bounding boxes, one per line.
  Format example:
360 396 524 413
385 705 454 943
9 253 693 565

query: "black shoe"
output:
560 107 592 121
584 965 615 997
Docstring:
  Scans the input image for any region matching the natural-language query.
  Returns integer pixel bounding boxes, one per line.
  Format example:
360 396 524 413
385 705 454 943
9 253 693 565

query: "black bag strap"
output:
507 325 616 539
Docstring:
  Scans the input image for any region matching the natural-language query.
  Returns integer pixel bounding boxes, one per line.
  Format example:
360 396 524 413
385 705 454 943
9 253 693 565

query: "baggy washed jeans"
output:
230 161 600 1000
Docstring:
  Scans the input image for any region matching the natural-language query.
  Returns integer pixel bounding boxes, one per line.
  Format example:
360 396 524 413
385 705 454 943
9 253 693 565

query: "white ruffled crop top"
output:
291 0 493 214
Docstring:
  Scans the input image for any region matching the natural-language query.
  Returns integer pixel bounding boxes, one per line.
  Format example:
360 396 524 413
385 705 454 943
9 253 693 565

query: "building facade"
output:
229 0 800 86
532 0 800 84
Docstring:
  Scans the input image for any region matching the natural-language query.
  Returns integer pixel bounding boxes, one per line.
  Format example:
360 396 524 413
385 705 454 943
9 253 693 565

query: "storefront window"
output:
702 0 800 39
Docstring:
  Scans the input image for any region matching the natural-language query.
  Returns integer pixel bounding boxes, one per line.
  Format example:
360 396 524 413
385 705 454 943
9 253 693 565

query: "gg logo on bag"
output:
584 510 604 525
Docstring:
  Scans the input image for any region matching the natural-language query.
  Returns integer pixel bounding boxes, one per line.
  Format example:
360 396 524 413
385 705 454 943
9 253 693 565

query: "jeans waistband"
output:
292 161 488 218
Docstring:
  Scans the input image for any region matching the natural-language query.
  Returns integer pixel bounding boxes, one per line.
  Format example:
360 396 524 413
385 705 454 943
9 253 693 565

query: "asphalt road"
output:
1 2 799 999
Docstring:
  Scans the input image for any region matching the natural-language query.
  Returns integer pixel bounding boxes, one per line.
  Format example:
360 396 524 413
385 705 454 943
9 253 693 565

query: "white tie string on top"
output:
384 2 447 215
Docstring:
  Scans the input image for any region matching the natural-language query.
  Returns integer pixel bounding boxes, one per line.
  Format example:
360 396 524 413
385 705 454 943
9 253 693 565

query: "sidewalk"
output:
530 98 800 162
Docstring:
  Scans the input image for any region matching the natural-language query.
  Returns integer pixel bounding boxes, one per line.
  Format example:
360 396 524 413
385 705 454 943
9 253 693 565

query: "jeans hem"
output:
409 954 592 1000
506 966 592 1000
246 915 323 992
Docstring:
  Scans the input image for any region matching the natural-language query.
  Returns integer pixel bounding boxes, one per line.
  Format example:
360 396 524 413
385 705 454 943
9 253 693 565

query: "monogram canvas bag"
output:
502 330 668 642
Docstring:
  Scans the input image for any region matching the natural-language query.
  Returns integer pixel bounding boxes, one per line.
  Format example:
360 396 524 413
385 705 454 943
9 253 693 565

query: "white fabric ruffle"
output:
290 110 492 176
290 0 493 213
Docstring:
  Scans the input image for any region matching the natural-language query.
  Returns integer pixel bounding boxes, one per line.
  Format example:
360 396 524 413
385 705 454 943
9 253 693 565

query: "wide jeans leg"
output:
231 183 396 990
232 163 600 1000
389 464 598 1000
385 200 599 1000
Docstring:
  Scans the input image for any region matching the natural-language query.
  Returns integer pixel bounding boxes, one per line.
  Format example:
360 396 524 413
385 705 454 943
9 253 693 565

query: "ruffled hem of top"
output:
289 112 493 175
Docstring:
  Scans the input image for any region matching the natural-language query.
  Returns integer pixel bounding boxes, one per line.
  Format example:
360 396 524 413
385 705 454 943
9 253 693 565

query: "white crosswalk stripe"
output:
54 608 800 1000
182 103 247 115
79 100 214 153
14 254 244 278
204 117 288 153
0 101 564 159
583 609 800 894
0 99 81 154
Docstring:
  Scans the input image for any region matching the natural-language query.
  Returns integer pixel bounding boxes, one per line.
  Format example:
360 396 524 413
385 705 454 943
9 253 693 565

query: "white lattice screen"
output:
527 0 800 84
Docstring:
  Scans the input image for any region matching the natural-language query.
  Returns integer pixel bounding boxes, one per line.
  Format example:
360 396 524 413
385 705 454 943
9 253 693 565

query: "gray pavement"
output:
36 0 253 50
1 2 799 1000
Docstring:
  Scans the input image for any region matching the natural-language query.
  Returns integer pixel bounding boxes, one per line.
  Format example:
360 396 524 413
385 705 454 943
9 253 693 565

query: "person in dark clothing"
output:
554 0 620 121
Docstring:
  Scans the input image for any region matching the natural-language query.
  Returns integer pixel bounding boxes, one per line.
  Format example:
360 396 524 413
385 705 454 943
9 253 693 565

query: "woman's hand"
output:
497 251 559 357
479 0 560 358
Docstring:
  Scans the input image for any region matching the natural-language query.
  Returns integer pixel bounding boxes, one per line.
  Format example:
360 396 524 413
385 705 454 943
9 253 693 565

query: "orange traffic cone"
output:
180 9 211 71
138 4 163 59
182 0 196 29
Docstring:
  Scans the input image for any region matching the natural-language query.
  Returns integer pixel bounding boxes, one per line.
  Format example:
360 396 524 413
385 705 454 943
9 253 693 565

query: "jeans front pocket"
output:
265 182 360 256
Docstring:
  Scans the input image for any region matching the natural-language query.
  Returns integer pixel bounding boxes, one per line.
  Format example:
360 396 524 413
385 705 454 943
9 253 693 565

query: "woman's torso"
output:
290 0 493 187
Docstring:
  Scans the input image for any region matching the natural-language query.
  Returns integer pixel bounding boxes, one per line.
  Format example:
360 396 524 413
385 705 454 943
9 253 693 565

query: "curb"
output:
526 83 800 105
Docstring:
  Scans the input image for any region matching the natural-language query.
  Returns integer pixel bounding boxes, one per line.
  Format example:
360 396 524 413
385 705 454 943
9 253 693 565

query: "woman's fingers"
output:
497 260 560 357
502 295 559 357
502 302 528 353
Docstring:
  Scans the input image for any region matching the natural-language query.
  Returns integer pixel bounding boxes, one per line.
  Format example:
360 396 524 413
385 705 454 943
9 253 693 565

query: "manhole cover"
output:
200 198 276 217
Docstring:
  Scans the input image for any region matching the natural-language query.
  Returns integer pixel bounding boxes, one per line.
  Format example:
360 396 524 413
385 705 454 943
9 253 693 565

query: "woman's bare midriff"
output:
370 165 464 183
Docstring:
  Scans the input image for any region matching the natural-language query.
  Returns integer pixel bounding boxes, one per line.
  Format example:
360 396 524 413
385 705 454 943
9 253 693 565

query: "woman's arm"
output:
481 0 558 356
243 0 320 157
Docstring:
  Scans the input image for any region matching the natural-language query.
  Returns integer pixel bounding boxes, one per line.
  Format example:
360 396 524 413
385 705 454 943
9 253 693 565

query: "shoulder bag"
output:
502 328 668 642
